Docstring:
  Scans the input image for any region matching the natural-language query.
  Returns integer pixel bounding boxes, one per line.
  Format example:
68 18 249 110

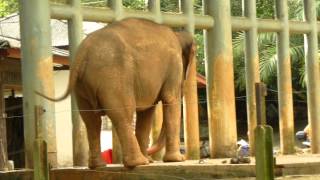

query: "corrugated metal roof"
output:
0 13 105 56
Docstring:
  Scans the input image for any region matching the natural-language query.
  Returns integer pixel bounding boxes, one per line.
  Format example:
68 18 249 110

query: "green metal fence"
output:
18 0 320 169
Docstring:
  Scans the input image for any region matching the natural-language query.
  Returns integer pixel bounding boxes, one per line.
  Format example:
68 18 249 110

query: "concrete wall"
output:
54 70 73 167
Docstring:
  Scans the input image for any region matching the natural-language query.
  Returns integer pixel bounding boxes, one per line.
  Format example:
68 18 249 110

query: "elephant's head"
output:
175 31 197 80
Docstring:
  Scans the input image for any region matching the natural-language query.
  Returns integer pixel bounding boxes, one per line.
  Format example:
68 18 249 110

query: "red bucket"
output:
101 149 112 164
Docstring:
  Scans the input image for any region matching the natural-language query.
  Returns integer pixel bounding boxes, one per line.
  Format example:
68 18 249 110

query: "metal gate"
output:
17 0 320 169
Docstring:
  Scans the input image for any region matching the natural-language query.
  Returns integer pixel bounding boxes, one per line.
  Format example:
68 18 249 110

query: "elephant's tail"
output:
147 124 166 155
35 43 87 102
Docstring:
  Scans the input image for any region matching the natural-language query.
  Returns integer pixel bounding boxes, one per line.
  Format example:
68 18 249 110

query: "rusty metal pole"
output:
109 0 124 21
109 0 124 164
66 0 89 166
0 84 8 171
147 0 164 161
203 0 237 157
243 0 260 155
19 0 57 168
303 0 320 153
150 102 164 160
275 0 295 154
180 0 200 160
147 0 161 23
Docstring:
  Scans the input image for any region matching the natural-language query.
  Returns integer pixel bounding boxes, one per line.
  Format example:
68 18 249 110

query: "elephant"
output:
36 18 196 169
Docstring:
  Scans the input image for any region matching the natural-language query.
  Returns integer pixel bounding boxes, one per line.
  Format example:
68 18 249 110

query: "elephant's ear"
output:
175 31 196 80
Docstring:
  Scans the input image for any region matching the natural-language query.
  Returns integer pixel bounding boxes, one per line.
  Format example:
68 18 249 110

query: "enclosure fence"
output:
13 0 320 169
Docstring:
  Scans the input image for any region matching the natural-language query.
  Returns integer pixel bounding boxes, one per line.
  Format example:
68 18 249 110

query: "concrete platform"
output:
1 154 320 180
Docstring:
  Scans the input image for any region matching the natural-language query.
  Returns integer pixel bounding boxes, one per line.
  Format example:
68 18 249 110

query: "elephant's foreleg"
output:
162 98 185 162
136 107 155 160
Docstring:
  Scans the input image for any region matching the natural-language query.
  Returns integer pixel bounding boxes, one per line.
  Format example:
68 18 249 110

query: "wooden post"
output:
112 128 122 164
255 83 274 180
0 84 8 171
255 126 274 180
151 102 164 160
33 106 49 180
255 83 267 126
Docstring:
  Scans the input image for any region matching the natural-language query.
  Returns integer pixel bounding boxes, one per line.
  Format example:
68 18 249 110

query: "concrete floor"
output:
2 154 320 180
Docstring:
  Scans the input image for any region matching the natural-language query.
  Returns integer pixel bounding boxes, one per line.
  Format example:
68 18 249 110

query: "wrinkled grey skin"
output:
37 18 196 169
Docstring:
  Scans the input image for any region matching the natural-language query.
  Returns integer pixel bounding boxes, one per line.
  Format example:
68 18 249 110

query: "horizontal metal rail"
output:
50 3 320 34
50 4 214 29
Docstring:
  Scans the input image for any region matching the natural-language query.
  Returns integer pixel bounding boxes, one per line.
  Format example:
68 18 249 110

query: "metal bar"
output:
108 0 124 164
204 0 237 158
50 4 214 29
150 102 164 161
112 127 122 164
19 0 57 168
303 0 320 153
0 84 8 171
276 0 295 154
67 0 89 166
147 0 163 161
232 17 312 33
243 0 260 156
147 0 161 23
109 0 123 20
180 0 200 160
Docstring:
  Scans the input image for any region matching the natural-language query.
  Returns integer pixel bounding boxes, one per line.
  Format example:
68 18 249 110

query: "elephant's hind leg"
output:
99 97 149 167
162 95 185 162
76 96 105 169
136 107 155 162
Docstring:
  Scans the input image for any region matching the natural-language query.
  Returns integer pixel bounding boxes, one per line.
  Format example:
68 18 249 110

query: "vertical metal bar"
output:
19 0 57 168
303 0 320 153
150 102 164 160
107 0 123 160
180 0 200 160
275 0 295 154
0 84 8 171
109 0 124 21
180 0 195 34
147 0 161 23
243 0 260 155
66 0 89 166
112 127 122 164
203 0 237 158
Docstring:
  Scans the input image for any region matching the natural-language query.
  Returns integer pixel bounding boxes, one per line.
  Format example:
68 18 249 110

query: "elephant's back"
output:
78 18 183 108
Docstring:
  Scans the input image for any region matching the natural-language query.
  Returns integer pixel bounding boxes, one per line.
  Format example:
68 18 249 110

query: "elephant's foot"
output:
163 151 185 162
88 156 106 169
123 154 149 168
146 155 154 163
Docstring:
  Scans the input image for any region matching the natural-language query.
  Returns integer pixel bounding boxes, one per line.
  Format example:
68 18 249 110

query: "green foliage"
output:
81 0 106 7
0 0 18 17
123 0 146 10
160 0 179 12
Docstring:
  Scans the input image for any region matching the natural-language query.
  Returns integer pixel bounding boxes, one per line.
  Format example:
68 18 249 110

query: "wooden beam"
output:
3 48 69 65
0 84 8 171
